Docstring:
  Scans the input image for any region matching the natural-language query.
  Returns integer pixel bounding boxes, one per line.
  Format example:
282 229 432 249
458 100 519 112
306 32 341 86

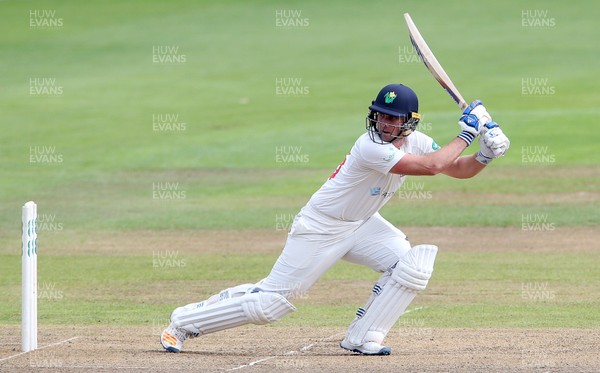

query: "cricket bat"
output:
403 13 468 111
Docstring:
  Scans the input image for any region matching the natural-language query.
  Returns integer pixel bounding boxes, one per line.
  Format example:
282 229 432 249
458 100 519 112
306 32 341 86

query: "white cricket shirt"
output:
307 131 438 222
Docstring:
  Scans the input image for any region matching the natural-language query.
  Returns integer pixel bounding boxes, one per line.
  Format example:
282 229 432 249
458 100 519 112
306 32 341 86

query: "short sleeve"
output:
358 141 406 174
408 131 441 155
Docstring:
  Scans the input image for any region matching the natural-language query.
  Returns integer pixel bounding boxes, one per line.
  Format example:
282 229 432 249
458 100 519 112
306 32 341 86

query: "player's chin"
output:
381 133 395 142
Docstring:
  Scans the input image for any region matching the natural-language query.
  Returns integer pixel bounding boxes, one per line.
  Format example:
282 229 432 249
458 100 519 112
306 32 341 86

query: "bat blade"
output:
403 13 468 110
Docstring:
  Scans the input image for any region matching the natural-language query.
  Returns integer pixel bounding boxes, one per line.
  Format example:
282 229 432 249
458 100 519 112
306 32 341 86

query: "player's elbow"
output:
453 168 483 179
451 173 473 179
422 162 445 176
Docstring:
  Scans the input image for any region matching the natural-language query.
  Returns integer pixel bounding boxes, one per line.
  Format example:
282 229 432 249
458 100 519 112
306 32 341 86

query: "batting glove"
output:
475 122 510 164
458 100 492 146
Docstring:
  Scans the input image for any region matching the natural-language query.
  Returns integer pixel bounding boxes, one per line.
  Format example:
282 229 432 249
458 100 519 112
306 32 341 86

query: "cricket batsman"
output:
161 83 510 355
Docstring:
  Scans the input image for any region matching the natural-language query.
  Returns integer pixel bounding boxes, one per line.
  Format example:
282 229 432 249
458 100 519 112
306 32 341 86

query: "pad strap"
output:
172 291 295 336
345 245 438 346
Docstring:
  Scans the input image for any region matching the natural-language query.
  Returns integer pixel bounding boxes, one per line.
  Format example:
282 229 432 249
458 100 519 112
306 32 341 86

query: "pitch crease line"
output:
403 306 426 315
226 314 424 371
0 336 80 363
227 356 278 371
226 332 343 371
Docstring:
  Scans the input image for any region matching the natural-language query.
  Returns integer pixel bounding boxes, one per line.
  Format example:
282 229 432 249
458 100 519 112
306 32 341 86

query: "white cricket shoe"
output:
161 324 190 353
340 338 391 355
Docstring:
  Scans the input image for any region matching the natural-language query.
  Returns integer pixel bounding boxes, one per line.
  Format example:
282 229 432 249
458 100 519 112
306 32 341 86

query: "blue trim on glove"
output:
463 99 483 114
475 151 493 165
459 113 480 128
483 121 499 130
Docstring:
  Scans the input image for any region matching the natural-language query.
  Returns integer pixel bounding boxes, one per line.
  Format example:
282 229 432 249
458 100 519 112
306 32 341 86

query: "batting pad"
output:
345 244 438 346
171 291 296 336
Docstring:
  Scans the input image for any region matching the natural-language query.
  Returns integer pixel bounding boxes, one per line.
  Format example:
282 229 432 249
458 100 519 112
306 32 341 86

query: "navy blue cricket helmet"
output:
366 84 421 143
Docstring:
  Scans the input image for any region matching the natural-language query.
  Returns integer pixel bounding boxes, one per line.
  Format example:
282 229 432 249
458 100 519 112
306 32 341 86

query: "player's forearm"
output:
391 137 467 176
421 137 469 174
441 153 486 179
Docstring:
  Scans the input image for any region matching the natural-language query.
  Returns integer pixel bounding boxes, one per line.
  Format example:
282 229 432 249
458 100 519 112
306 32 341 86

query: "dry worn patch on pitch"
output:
0 326 598 372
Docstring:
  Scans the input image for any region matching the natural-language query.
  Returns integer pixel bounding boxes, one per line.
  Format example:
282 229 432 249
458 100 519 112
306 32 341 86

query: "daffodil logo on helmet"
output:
384 91 397 104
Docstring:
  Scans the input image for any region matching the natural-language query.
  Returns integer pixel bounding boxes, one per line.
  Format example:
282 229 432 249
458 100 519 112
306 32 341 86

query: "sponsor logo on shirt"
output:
383 146 396 161
370 187 395 198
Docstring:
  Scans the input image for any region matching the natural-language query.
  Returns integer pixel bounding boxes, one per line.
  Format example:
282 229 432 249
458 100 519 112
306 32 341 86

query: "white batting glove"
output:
458 100 492 146
475 122 510 164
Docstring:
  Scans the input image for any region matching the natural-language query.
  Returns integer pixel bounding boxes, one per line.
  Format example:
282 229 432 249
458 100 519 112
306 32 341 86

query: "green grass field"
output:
1 0 599 334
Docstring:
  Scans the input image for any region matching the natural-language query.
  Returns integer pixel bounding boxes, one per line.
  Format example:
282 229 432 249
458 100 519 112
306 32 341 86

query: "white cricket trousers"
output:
257 203 411 301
